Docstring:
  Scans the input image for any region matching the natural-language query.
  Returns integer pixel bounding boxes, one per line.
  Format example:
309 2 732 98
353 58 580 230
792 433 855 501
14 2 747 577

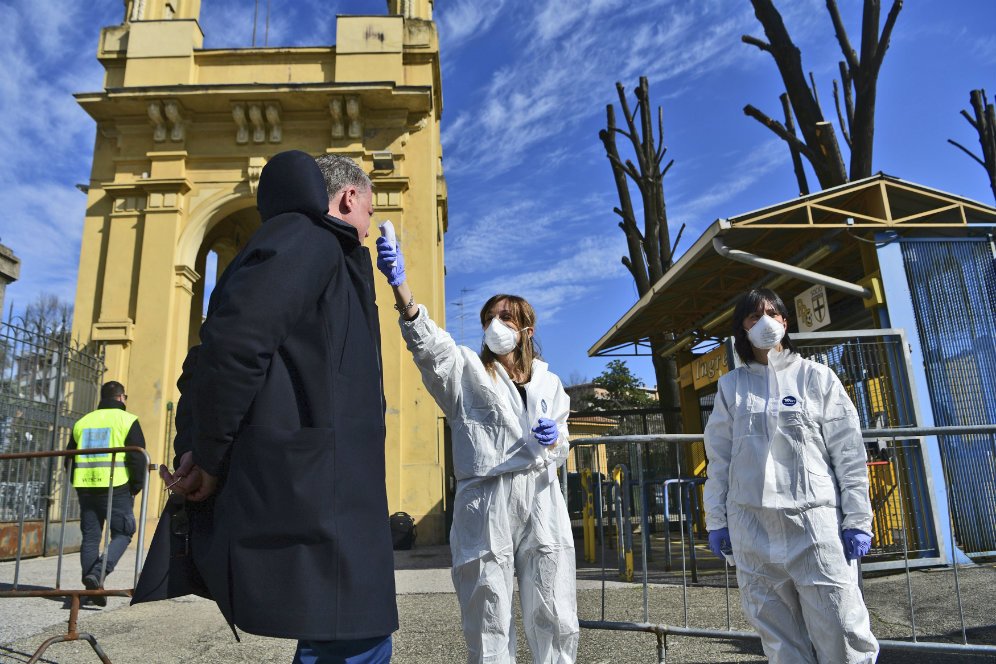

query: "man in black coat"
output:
161 150 398 662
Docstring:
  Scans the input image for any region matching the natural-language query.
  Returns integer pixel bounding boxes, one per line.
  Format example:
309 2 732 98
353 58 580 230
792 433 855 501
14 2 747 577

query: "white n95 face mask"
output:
746 314 785 350
484 317 520 355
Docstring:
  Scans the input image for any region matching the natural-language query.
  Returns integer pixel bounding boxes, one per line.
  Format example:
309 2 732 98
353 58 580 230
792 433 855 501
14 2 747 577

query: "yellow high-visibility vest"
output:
71 408 138 489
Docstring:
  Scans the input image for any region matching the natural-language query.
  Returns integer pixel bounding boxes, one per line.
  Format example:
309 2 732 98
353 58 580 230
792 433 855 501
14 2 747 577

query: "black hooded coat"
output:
135 150 398 640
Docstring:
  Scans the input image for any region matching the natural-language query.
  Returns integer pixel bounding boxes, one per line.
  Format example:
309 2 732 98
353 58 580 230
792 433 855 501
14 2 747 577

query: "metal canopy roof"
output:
589 174 996 357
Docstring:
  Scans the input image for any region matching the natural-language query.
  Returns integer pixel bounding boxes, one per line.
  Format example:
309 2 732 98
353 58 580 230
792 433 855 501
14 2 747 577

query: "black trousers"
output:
77 489 135 582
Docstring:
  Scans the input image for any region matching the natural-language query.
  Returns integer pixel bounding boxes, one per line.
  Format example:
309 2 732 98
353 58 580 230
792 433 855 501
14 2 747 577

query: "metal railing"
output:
0 446 151 663
568 425 996 662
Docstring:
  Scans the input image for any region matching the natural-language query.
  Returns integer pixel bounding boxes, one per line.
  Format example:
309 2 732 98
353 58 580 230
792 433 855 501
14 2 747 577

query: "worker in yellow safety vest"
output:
66 381 146 606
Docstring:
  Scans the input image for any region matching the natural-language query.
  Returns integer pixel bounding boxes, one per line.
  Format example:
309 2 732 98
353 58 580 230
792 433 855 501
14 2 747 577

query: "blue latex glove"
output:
842 529 872 561
532 418 559 446
708 527 732 560
375 235 406 287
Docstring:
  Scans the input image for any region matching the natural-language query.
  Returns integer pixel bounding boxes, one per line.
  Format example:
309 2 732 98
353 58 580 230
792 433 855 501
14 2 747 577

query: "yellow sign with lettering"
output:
691 344 729 390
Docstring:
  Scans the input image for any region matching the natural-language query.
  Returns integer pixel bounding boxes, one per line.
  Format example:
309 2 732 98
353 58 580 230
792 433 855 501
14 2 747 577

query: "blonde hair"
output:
479 294 541 382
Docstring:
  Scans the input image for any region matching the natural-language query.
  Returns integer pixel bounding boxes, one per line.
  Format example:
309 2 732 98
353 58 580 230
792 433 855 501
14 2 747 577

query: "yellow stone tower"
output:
71 0 450 541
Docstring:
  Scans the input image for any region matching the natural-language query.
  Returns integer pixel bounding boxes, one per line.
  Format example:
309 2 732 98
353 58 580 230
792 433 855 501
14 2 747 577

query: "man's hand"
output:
160 451 219 501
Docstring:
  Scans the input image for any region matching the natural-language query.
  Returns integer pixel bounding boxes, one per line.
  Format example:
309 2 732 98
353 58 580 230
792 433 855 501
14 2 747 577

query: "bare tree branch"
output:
960 108 980 131
827 0 859 71
747 0 848 187
947 139 986 167
839 60 855 128
606 127 637 142
655 106 666 162
741 34 772 53
872 0 903 73
744 103 817 162
781 92 811 195
616 83 649 176
599 104 650 294
950 88 996 201
809 71 822 112
669 222 686 260
832 80 852 149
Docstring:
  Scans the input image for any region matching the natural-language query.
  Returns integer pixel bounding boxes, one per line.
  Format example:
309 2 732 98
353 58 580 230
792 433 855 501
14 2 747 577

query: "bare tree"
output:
598 77 683 425
948 89 996 203
22 293 73 334
743 0 902 191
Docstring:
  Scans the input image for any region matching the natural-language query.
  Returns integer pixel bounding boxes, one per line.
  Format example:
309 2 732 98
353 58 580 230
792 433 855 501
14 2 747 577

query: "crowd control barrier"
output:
0 446 152 663
568 424 996 663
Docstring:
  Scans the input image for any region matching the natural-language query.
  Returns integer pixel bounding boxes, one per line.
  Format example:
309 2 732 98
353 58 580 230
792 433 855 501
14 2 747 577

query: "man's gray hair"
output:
315 153 371 200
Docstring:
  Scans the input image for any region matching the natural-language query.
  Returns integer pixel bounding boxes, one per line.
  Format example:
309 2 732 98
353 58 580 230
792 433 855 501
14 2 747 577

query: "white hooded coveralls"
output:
400 306 579 664
704 349 878 664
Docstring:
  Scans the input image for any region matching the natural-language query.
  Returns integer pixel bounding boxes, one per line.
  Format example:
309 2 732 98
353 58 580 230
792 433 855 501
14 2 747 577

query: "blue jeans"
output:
77 489 135 581
293 635 392 664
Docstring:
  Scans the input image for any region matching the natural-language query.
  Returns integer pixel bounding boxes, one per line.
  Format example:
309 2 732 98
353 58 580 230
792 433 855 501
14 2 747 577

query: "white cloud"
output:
670 139 790 233
437 0 509 52
469 234 629 323
441 1 757 178
0 181 86 311
0 2 116 317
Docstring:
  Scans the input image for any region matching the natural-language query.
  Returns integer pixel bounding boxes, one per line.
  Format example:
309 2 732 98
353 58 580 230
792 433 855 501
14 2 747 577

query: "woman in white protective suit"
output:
703 288 878 664
375 234 579 663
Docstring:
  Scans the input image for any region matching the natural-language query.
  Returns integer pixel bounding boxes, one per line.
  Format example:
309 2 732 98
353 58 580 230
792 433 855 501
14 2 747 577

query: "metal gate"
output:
0 319 105 558
900 237 996 557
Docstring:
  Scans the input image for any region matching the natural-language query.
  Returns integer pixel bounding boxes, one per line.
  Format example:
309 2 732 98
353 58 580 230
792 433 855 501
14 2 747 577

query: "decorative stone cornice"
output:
147 99 185 143
248 156 267 194
92 319 134 343
232 102 282 145
174 264 201 296
103 178 192 213
330 95 363 140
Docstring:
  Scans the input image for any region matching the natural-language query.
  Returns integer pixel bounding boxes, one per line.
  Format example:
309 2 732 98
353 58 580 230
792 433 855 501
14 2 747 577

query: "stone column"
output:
0 243 20 318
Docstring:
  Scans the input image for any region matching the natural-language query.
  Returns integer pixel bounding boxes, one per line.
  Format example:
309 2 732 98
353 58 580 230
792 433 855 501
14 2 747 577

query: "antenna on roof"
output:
251 0 259 47
265 0 271 47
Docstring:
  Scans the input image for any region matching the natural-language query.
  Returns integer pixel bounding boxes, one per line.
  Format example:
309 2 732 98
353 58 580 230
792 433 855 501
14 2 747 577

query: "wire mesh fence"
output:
567 426 996 661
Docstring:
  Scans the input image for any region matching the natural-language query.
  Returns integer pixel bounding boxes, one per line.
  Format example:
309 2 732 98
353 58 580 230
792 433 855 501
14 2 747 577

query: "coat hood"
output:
256 150 329 222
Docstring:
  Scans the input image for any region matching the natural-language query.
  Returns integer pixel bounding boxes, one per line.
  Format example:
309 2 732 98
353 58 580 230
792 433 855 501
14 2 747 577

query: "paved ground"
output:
2 544 994 663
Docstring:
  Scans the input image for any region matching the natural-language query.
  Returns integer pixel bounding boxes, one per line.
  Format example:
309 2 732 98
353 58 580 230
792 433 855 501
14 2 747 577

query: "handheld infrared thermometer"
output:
378 220 397 266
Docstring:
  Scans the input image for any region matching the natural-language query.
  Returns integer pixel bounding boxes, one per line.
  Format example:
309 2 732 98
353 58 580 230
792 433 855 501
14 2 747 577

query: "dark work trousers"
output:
77 489 136 582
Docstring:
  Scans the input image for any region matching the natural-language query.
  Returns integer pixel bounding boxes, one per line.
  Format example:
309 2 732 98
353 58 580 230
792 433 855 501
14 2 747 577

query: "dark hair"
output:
478 294 542 381
100 381 126 401
731 288 796 365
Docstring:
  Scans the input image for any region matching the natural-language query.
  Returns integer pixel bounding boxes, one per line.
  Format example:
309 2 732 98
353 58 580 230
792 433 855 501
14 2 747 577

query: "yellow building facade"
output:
71 0 451 542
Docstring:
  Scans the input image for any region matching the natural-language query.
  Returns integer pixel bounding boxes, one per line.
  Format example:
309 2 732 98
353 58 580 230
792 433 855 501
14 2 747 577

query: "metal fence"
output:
788 330 940 566
568 406 685 531
0 445 151 663
0 319 105 558
568 425 996 662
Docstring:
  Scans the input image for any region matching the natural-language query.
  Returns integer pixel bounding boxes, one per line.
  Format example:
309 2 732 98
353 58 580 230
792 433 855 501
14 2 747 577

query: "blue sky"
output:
1 0 994 388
